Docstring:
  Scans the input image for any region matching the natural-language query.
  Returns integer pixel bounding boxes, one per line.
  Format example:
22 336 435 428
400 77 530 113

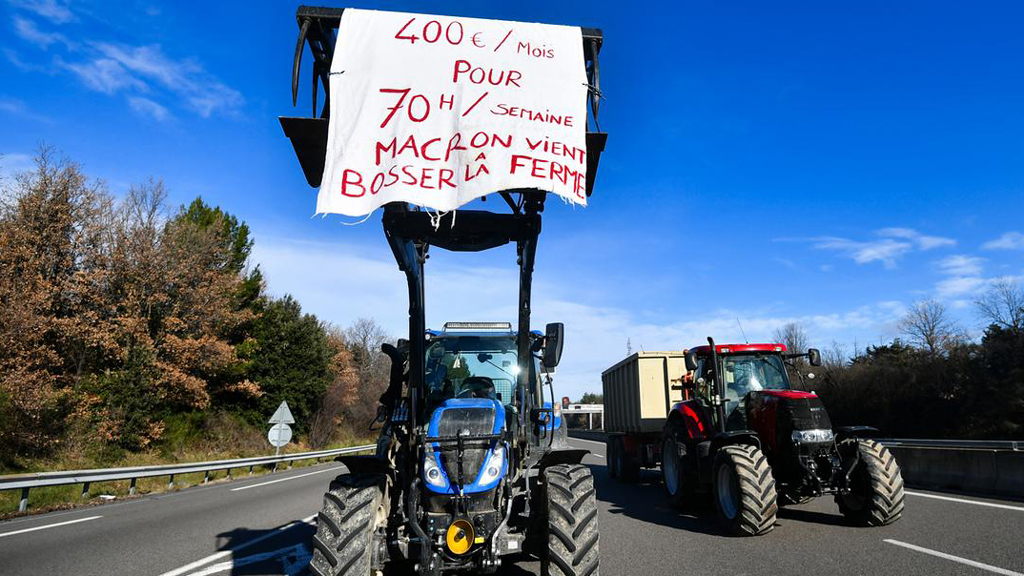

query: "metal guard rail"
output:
879 438 1022 451
1 443 375 512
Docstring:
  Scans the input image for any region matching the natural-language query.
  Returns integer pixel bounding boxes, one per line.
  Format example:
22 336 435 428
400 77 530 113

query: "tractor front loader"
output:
279 6 607 575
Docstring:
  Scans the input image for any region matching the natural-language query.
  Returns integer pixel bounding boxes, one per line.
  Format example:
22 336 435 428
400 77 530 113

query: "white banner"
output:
317 9 588 216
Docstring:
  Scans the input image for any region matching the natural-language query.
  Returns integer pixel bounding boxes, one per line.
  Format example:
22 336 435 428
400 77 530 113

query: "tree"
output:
898 300 963 354
309 327 360 449
343 318 392 428
976 279 1024 335
0 149 111 458
248 296 334 434
773 322 808 355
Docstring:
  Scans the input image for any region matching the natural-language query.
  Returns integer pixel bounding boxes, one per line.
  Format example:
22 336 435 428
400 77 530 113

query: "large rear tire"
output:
309 473 387 576
837 439 905 526
661 435 687 507
712 444 777 536
543 464 600 576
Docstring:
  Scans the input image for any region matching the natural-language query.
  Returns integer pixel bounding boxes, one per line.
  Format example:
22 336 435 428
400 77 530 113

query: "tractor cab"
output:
686 343 794 431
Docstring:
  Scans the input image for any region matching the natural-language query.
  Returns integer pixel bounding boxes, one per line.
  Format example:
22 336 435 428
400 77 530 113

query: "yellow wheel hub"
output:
445 519 475 555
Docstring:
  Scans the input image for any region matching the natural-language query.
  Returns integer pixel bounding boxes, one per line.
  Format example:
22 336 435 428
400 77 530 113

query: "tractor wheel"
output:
606 437 619 479
542 464 600 576
309 473 387 576
837 439 905 526
661 435 688 507
712 444 777 536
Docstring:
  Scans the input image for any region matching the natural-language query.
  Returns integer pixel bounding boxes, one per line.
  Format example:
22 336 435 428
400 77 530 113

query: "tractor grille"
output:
436 407 495 487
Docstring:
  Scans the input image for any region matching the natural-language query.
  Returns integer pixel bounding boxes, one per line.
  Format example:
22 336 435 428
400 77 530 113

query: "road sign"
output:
269 401 295 424
268 423 292 448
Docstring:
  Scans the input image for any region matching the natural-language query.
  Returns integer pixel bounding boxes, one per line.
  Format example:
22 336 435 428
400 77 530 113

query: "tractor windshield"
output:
425 336 521 408
721 353 790 403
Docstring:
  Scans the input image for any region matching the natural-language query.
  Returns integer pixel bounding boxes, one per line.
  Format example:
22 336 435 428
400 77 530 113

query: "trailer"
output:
602 352 688 480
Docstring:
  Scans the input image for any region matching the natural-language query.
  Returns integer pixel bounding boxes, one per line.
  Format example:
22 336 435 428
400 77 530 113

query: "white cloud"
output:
88 43 244 117
0 96 50 122
7 0 75 24
810 236 913 268
937 254 984 276
983 231 1024 251
935 276 987 299
252 236 909 399
12 15 70 48
876 227 956 250
11 17 244 119
782 227 956 269
128 96 171 122
58 56 146 94
0 152 35 174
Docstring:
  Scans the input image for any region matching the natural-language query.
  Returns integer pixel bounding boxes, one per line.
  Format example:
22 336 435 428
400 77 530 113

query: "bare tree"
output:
975 278 1024 335
898 300 963 354
344 318 392 426
773 322 808 354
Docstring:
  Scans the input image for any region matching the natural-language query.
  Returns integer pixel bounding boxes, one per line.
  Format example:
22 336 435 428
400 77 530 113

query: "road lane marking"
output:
906 491 1024 512
157 514 316 576
230 466 345 492
0 515 102 538
884 539 1024 576
569 437 608 447
185 543 311 576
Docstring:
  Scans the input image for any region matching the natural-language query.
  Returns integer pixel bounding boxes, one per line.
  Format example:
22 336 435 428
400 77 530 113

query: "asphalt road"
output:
1 438 1022 576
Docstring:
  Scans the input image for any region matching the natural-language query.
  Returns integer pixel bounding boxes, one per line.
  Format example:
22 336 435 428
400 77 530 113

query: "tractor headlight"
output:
791 429 835 444
477 445 506 486
423 448 447 488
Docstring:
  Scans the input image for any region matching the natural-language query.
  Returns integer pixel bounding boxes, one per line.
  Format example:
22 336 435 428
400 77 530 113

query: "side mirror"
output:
685 351 699 372
808 348 822 367
542 322 564 369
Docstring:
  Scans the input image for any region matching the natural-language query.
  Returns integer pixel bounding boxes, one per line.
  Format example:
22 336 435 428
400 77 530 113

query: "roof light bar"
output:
442 322 512 332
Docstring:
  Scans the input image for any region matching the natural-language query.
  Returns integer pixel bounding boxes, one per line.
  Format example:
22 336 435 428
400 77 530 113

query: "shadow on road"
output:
211 520 317 575
775 505 850 527
586 460 856 536
587 462 725 537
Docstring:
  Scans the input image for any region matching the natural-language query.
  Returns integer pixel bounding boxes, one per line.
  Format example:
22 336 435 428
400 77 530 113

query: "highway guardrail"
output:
566 431 1024 499
0 444 375 512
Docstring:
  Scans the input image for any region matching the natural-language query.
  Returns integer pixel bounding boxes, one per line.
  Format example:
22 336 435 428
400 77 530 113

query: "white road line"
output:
230 466 345 492
569 437 608 447
906 491 1024 512
884 539 1024 576
157 514 316 576
0 515 102 538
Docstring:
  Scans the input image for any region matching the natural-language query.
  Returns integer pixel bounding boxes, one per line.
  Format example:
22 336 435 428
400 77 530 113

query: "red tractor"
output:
606 338 904 536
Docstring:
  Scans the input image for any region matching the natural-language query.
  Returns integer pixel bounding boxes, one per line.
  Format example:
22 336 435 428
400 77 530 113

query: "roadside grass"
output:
0 427 375 519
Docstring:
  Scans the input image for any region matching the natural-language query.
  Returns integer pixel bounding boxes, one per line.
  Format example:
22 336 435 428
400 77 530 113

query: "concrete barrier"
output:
887 445 1024 500
568 430 608 443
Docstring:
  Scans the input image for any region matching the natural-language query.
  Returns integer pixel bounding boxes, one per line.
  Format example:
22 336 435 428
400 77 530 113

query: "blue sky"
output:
2 0 1023 399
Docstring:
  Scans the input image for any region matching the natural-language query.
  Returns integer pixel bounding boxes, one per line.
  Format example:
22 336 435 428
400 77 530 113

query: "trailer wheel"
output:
713 444 777 536
606 437 619 479
309 473 387 576
661 435 687 507
543 464 600 576
837 439 905 526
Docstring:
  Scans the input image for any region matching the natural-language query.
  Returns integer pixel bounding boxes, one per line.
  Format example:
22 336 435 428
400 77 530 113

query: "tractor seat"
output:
458 376 497 400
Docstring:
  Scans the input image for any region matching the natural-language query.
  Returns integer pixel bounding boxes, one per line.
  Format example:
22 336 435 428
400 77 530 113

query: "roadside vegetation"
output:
775 288 1024 439
0 150 391 512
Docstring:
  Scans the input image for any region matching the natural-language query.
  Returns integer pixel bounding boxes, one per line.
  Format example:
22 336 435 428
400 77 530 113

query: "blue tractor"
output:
280 7 606 574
